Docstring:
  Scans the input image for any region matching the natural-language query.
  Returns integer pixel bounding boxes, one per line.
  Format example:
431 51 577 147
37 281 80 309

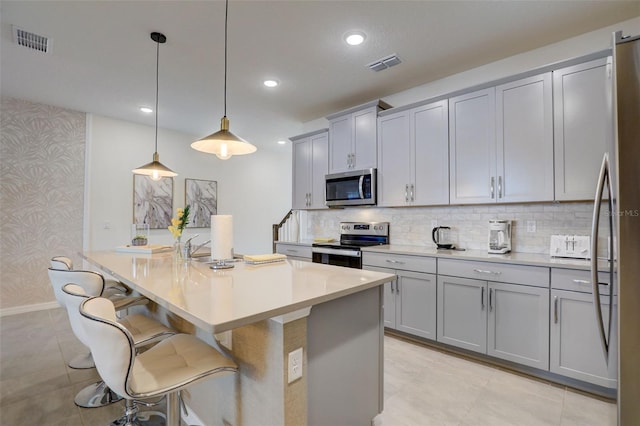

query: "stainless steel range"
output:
312 222 389 269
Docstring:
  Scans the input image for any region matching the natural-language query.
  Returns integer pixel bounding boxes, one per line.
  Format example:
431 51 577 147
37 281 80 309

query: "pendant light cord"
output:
155 37 160 153
223 0 229 118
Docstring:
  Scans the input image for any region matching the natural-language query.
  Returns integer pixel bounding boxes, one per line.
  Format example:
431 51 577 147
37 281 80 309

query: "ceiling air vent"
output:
13 26 52 53
367 53 401 72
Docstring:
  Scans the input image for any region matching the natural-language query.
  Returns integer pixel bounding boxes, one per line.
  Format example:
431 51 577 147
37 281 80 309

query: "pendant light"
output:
133 32 177 180
191 0 257 160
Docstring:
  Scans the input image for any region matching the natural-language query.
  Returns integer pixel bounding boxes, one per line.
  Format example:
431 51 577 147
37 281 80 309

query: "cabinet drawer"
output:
362 252 436 274
551 268 614 294
438 259 549 288
276 243 312 259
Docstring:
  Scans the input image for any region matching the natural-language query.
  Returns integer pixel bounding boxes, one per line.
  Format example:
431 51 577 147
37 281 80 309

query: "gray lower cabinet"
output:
550 268 617 388
275 243 312 262
437 275 549 370
487 282 549 370
367 266 437 340
437 275 487 353
363 252 437 340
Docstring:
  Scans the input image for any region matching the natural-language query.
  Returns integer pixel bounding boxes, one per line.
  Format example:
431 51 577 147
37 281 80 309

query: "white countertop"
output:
362 245 610 271
81 250 395 333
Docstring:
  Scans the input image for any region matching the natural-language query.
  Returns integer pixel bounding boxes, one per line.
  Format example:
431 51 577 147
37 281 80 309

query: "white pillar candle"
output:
211 215 233 260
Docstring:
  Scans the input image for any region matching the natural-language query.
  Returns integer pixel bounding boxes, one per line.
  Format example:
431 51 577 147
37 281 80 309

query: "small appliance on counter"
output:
432 226 455 249
488 220 512 254
550 234 591 259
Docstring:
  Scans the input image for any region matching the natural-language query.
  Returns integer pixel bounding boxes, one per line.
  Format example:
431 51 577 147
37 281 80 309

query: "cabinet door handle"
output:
498 176 503 198
473 268 501 275
405 184 409 202
410 184 415 202
286 249 297 253
489 288 493 312
481 287 485 310
554 295 559 324
385 259 406 265
490 177 495 199
572 279 590 284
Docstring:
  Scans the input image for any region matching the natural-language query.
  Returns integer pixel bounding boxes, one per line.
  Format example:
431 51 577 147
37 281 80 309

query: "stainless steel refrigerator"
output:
591 31 640 425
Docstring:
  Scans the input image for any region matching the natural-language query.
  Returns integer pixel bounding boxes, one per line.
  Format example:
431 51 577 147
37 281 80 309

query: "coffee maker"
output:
488 220 512 254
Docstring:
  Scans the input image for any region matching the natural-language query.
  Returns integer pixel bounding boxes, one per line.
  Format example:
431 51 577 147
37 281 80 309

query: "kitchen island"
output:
81 250 395 426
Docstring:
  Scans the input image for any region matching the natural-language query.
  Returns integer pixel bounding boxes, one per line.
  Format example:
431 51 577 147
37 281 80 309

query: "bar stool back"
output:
61 284 175 411
80 297 238 426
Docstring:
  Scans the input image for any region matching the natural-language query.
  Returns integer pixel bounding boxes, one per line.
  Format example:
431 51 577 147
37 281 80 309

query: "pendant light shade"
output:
191 0 257 160
133 32 177 180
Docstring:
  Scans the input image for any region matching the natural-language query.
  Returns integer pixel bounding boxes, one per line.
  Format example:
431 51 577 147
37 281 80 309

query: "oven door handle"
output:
312 247 361 258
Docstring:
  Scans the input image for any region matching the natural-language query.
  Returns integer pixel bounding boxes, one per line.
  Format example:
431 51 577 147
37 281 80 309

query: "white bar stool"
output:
48 268 149 366
61 283 175 409
50 255 131 297
79 296 238 426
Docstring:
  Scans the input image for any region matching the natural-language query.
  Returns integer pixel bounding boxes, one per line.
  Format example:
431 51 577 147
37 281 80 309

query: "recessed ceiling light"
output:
277 140 287 145
264 79 279 88
344 31 366 46
139 106 153 113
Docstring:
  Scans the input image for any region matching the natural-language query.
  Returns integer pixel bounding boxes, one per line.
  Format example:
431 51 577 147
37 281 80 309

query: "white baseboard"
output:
0 301 59 317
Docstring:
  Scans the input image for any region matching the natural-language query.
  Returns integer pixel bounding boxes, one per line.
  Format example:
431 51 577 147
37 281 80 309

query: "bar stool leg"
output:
166 392 180 426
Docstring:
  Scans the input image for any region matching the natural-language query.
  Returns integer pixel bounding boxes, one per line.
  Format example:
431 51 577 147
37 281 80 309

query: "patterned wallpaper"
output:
0 97 86 310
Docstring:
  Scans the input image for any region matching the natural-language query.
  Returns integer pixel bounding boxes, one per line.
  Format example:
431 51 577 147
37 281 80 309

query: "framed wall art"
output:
185 178 218 228
133 175 173 229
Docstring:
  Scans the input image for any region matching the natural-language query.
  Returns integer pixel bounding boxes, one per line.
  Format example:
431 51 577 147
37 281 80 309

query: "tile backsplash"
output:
300 202 599 255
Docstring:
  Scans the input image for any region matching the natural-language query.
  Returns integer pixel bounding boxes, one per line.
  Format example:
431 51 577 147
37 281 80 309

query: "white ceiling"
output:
2 1 639 150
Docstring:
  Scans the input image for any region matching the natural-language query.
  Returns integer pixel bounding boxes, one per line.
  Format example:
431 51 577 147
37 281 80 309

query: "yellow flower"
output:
167 205 190 240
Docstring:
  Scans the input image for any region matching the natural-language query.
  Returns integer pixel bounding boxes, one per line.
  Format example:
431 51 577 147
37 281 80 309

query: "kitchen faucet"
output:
183 235 211 259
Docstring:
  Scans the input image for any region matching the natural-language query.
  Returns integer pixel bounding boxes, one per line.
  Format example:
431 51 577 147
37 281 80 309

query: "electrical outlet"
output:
526 221 536 233
288 347 303 383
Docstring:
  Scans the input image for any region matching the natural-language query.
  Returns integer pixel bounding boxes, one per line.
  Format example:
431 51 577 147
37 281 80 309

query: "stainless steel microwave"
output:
325 168 377 207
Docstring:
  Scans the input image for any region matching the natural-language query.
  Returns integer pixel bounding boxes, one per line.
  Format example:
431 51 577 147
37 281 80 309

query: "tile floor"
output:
0 308 616 425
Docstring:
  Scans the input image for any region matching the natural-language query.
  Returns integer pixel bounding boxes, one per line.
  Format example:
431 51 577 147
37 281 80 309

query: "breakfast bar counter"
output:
81 250 395 426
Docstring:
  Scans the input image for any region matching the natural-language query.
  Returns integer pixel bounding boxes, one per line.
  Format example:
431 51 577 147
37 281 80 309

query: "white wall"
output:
86 114 292 255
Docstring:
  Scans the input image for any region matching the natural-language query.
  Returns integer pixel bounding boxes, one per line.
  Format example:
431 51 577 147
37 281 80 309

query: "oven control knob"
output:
374 225 379 230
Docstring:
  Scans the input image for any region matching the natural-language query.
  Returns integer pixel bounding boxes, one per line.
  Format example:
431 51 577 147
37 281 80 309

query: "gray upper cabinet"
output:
327 100 390 174
450 73 553 205
496 73 554 202
553 57 612 201
449 88 496 204
378 100 449 207
291 129 328 210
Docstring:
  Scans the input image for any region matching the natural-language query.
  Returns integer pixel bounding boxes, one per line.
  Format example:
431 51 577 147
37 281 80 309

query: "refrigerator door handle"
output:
590 153 612 363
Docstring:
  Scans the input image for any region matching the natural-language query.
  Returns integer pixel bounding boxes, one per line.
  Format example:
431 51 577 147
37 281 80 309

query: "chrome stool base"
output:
74 380 123 408
68 351 95 369
110 410 166 426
